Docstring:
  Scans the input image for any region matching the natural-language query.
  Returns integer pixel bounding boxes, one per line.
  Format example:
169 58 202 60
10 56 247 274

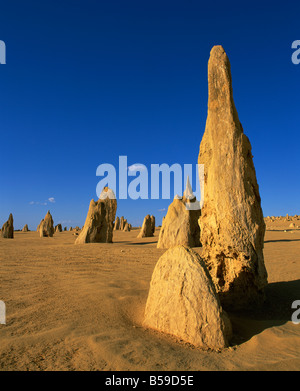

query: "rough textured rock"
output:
119 216 125 231
143 246 232 350
39 211 54 237
150 215 155 234
55 224 62 233
114 216 120 230
123 222 131 232
198 45 268 310
37 219 44 232
1 214 14 238
75 187 117 244
157 179 201 249
22 224 29 232
137 215 153 238
69 227 73 231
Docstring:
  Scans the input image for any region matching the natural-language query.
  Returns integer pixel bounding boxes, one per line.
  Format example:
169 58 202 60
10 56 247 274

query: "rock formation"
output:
22 224 29 232
150 215 155 234
123 222 131 231
1 214 14 238
120 216 125 231
157 178 201 249
37 219 44 232
198 45 268 310
137 215 153 238
55 224 62 233
39 211 54 237
114 216 120 230
75 187 117 244
143 246 232 350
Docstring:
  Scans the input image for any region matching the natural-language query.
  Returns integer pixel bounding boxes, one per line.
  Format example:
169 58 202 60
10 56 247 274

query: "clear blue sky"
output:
0 0 299 229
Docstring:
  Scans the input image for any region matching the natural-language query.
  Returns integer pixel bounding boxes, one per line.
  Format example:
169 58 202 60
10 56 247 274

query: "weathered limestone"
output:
75 187 117 244
114 216 120 230
37 219 44 232
150 215 155 234
39 211 54 237
157 178 201 249
123 222 131 231
137 215 153 238
120 216 125 231
198 45 268 310
143 246 232 350
22 224 29 232
1 214 14 238
55 224 62 233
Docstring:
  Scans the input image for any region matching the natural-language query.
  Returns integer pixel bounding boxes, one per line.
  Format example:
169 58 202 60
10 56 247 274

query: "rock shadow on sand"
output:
229 279 300 345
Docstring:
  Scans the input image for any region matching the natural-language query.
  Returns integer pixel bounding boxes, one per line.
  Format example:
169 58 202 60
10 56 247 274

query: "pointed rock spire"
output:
198 45 267 310
183 176 195 201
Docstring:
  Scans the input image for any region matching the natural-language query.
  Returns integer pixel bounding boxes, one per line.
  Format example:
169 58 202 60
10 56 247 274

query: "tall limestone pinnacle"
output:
198 45 268 310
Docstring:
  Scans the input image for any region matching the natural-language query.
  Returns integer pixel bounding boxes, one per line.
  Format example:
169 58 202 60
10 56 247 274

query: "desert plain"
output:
0 219 299 371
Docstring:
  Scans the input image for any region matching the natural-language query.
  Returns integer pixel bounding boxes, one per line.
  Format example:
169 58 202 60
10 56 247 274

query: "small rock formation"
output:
137 215 153 238
55 224 62 233
64 227 67 231
22 224 29 232
120 216 125 231
198 45 268 310
123 222 131 231
69 227 73 231
150 215 155 234
143 246 232 350
75 187 117 244
1 213 14 238
37 219 44 232
114 216 120 230
289 223 295 228
157 178 201 249
39 211 54 237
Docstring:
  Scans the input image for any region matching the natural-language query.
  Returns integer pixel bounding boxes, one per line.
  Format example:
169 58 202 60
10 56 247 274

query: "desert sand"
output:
0 221 300 371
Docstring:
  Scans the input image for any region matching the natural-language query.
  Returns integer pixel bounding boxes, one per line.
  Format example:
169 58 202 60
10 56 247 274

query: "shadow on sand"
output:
229 279 300 345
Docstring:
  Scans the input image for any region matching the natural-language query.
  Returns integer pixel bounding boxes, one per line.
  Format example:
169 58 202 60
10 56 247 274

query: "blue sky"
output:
0 0 299 229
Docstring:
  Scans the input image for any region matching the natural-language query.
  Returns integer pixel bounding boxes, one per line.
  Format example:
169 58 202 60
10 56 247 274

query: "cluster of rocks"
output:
1 46 276 352
144 45 268 350
114 216 132 232
265 215 300 222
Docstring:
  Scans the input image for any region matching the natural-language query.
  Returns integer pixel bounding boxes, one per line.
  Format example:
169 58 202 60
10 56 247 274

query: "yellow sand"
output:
0 223 300 371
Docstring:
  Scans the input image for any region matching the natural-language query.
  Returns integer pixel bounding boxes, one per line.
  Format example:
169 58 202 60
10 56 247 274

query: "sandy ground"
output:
0 223 300 371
